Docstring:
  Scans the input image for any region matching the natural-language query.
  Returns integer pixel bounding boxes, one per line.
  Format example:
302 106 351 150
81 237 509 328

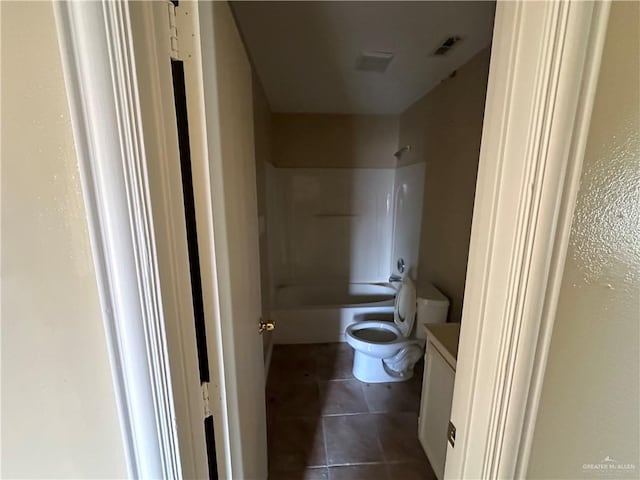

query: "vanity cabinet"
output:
418 323 461 480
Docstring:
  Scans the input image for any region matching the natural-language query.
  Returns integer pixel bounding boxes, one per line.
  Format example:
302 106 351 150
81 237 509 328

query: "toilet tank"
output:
415 282 449 340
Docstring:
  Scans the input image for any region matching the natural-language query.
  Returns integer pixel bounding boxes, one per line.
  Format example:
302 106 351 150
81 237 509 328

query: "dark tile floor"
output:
267 343 437 480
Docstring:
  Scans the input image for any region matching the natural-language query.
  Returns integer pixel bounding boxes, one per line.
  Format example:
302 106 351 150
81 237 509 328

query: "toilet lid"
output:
394 277 417 338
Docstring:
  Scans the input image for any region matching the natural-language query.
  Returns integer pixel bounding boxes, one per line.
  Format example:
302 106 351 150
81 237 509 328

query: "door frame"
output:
54 0 611 479
54 2 210 479
53 2 186 478
447 1 611 478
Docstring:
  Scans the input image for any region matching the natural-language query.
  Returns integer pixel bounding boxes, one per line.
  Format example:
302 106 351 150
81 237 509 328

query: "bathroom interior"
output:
230 2 496 479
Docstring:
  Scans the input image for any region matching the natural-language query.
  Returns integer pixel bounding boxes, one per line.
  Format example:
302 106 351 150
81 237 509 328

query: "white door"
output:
187 2 268 479
55 1 266 477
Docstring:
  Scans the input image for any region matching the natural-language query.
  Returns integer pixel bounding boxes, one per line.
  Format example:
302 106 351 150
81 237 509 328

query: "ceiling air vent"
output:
432 36 462 56
356 50 394 73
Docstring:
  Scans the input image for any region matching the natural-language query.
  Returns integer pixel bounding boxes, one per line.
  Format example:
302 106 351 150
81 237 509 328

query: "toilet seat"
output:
345 321 405 358
393 277 417 337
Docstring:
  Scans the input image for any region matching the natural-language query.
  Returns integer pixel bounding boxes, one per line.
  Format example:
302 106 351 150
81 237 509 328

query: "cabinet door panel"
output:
419 343 456 480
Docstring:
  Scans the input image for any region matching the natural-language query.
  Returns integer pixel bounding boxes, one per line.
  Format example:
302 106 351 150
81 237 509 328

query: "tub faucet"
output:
389 274 402 283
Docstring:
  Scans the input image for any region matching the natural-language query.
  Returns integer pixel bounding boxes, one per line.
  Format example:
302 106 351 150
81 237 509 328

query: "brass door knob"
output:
258 319 275 334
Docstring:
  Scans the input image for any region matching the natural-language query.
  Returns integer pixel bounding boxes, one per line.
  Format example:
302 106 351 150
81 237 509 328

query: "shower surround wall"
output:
266 113 428 301
268 113 401 293
391 162 426 279
267 166 396 287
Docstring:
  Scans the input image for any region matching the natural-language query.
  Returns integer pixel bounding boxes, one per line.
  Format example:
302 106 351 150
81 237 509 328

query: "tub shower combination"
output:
271 283 397 344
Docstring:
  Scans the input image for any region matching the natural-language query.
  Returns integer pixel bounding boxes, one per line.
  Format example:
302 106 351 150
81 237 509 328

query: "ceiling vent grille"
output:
356 50 394 73
433 36 462 56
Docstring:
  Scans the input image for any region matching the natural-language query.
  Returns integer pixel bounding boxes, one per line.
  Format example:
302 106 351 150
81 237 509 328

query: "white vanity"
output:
418 323 461 480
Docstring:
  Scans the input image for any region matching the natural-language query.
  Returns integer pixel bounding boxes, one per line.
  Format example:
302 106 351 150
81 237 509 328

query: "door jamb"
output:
54 2 185 478
446 1 611 478
172 3 236 478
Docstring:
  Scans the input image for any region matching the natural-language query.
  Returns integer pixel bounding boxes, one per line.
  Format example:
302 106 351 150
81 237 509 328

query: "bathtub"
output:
272 283 397 344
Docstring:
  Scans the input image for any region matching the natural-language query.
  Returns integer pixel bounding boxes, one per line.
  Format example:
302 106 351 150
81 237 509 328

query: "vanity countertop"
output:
423 323 461 368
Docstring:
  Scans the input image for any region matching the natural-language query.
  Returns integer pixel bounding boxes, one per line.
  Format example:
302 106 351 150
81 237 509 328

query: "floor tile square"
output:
323 414 383 465
270 466 329 480
269 344 320 385
386 461 437 480
374 413 426 462
269 417 327 471
362 380 421 414
328 464 387 480
268 380 322 418
319 380 368 415
317 343 354 381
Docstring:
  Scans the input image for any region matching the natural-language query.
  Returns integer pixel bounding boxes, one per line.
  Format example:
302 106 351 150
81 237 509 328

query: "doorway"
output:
230 2 496 479
57 0 613 478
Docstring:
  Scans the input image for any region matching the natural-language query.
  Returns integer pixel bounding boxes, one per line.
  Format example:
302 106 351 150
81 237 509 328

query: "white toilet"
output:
345 277 449 383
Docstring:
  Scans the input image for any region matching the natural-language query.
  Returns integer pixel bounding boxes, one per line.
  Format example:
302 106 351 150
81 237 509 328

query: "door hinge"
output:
448 420 456 447
167 1 179 59
201 382 212 418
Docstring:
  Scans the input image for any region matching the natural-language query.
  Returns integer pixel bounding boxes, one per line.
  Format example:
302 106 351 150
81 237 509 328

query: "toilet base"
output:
352 350 414 383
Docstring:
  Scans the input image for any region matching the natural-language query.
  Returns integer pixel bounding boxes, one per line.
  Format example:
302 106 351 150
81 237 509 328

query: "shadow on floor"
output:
266 343 436 480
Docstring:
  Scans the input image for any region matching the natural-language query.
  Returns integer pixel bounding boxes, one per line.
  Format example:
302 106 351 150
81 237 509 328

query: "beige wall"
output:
399 49 491 323
271 113 398 168
528 2 640 477
1 2 127 477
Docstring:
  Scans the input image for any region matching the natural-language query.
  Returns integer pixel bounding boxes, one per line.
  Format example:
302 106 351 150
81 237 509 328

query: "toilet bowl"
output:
345 278 449 383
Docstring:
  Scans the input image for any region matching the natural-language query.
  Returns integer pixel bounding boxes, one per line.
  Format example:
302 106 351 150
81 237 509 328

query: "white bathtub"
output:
272 283 397 344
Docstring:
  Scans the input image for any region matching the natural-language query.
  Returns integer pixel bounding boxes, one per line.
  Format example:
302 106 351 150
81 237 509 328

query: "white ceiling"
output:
231 1 495 115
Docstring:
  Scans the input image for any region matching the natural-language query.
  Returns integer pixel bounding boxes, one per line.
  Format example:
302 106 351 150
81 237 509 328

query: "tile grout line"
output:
320 416 330 475
327 460 422 467
317 370 330 473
